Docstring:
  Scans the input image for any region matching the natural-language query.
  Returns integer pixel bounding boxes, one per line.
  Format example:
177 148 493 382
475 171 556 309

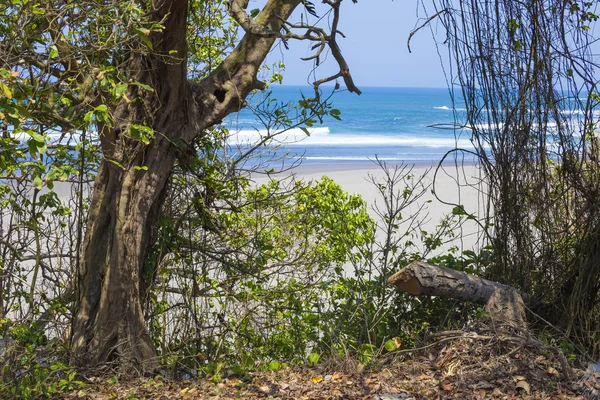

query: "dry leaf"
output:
331 373 342 380
259 385 271 393
441 383 453 391
547 366 559 375
516 380 531 394
311 376 323 384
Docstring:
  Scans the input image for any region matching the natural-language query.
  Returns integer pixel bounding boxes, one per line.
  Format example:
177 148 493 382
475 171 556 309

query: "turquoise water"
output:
225 86 475 164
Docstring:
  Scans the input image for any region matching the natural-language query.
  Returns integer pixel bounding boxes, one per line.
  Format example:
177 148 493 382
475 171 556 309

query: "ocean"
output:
14 86 591 167
225 86 475 165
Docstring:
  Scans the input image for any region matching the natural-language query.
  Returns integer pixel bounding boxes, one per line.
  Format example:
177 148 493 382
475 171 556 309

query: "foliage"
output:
0 320 84 399
146 163 376 374
141 154 489 378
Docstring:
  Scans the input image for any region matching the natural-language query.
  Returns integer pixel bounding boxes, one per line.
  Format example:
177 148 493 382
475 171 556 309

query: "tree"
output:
0 0 360 371
423 0 600 357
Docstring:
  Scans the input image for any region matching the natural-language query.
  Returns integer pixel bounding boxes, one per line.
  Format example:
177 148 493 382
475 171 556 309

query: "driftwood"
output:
388 261 528 328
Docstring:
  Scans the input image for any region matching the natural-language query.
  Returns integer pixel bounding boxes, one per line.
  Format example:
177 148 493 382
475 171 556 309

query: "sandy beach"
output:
45 160 488 258
256 161 489 256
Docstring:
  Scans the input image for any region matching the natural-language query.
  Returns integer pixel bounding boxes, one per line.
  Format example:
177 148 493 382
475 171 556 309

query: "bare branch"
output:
407 9 448 53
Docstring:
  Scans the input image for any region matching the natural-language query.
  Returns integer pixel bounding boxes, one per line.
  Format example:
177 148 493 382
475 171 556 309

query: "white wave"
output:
558 109 600 117
560 109 586 115
228 127 330 145
303 156 405 161
11 130 98 144
229 128 473 148
433 106 469 112
466 122 565 131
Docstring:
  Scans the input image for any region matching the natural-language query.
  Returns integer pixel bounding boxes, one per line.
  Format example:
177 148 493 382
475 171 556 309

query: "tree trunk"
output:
388 261 528 328
70 0 305 372
70 145 178 372
70 0 192 372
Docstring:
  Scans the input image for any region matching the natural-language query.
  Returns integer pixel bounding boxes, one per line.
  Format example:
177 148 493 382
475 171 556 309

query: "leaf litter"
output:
60 322 594 399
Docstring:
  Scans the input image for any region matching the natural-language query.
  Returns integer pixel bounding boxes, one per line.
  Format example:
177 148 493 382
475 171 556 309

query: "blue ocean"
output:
225 86 475 165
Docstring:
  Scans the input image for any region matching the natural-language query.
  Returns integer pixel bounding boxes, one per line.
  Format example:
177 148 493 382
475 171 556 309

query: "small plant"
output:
0 321 84 399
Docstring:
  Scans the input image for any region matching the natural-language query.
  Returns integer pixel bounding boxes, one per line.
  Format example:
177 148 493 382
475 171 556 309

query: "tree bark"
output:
70 0 191 372
71 0 304 372
388 261 528 328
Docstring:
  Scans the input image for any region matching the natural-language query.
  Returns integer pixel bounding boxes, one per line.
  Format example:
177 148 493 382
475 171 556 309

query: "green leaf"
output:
451 205 466 216
134 27 153 49
129 124 154 145
384 340 397 352
31 4 44 14
107 159 125 169
250 8 260 18
114 83 128 98
241 354 255 368
32 175 43 189
49 45 58 59
0 82 12 99
268 360 282 371
27 130 45 143
93 104 110 124
84 110 94 124
131 81 154 92
307 352 320 365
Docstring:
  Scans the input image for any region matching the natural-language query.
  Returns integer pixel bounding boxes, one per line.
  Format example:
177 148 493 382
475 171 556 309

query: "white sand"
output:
48 161 488 256
254 162 489 255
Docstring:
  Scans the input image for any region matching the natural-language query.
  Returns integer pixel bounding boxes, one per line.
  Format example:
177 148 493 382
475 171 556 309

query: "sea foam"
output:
228 127 473 148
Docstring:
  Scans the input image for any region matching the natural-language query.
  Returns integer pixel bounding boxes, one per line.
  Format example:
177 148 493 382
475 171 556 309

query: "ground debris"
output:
59 326 591 399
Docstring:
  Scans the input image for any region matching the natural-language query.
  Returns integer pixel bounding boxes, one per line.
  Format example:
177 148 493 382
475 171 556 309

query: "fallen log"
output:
388 261 528 328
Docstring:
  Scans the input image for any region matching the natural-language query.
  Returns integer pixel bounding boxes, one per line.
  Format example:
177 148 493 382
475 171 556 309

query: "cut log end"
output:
388 269 423 295
485 287 527 328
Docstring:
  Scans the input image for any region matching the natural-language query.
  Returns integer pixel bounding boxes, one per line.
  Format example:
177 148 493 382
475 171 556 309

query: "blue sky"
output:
262 0 448 88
